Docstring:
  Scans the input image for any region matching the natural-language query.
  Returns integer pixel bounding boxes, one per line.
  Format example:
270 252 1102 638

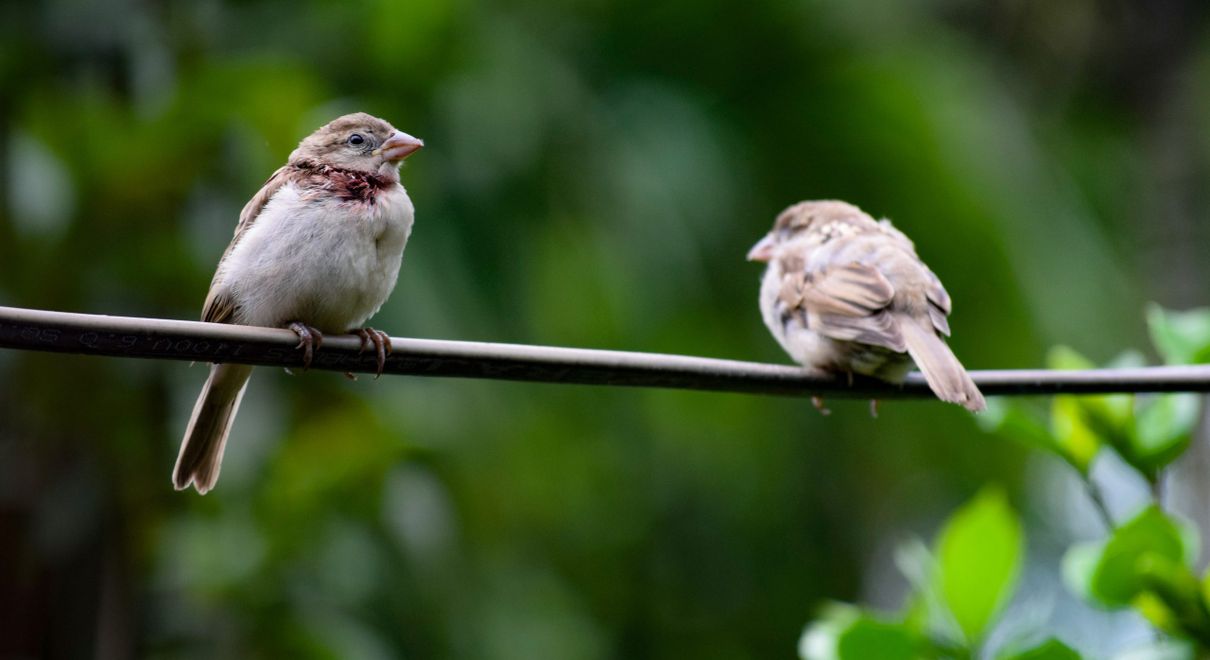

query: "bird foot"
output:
352 327 392 378
288 322 324 371
811 396 831 416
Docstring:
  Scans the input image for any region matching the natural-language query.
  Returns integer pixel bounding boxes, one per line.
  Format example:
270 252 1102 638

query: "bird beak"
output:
747 234 775 262
375 131 424 162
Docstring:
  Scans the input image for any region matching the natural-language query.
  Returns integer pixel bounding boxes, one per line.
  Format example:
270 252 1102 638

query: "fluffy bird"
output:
174 112 424 494
748 200 985 412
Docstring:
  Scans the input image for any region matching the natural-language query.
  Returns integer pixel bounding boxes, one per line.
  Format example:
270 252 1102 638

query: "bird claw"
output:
352 327 392 378
811 396 831 416
288 322 324 371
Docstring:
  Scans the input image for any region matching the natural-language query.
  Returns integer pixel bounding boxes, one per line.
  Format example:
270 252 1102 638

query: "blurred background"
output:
2 0 1209 658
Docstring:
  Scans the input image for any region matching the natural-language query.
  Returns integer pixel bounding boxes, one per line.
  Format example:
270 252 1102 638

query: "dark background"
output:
2 0 1209 657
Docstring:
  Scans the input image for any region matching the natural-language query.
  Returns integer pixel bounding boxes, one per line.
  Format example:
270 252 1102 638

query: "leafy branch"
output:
798 305 1210 659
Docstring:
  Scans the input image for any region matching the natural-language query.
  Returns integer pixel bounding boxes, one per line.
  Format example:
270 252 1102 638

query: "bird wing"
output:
781 261 907 352
201 166 292 324
924 267 952 336
201 284 237 324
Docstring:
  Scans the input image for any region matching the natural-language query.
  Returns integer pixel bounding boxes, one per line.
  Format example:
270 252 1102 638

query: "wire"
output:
2 305 1209 399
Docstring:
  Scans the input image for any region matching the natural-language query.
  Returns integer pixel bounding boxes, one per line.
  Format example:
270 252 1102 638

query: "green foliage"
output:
1146 305 1210 365
800 488 1025 659
814 304 1210 658
1000 307 1210 651
799 605 920 660
935 488 1023 643
1062 506 1195 607
1048 395 1104 475
1133 394 1201 472
990 322 1205 482
836 618 919 660
998 638 1081 660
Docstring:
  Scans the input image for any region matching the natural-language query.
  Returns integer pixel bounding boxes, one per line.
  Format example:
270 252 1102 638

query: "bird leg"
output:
869 399 879 418
287 322 324 371
811 396 832 416
352 327 392 378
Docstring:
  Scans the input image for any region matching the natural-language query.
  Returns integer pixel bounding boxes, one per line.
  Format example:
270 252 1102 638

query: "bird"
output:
173 112 424 494
747 200 985 412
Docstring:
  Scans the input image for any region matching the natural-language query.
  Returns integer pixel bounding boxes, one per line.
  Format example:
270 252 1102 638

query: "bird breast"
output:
218 180 414 332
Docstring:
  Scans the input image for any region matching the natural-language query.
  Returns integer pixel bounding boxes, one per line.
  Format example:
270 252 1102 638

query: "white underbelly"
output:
217 182 414 332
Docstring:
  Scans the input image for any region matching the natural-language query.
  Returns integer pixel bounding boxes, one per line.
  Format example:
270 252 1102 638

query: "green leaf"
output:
893 539 960 642
935 487 1023 642
1042 342 1203 477
1132 590 1180 636
1133 553 1210 641
1049 396 1102 474
1130 394 1200 471
1134 555 1198 635
1061 541 1101 603
978 399 1057 455
799 607 850 660
836 618 919 660
1146 304 1210 365
1046 345 1097 371
1079 392 1135 438
1202 564 1210 614
1046 347 1134 466
1065 506 1193 608
800 605 923 660
997 638 1081 660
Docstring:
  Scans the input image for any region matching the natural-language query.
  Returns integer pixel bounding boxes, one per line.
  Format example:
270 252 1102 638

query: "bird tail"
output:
898 315 985 412
173 363 254 494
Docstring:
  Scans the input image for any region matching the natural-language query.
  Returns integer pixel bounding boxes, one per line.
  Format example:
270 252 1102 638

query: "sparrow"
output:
747 200 985 412
174 112 424 494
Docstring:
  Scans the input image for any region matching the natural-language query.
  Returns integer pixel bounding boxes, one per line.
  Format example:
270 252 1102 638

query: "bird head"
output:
289 112 423 179
746 200 868 262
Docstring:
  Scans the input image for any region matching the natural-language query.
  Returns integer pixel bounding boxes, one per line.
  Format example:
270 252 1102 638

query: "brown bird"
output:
747 200 985 412
174 112 424 494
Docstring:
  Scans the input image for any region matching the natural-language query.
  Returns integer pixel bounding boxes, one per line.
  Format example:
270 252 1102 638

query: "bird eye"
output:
347 133 366 146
